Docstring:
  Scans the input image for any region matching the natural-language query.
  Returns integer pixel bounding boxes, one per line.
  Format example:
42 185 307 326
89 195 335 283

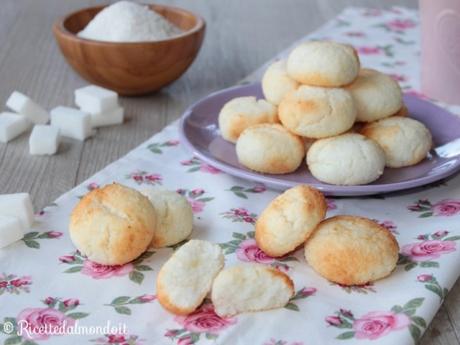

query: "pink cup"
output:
420 0 460 105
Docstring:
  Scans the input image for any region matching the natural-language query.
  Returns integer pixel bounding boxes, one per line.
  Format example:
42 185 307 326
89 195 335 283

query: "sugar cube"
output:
29 125 60 155
6 91 49 124
50 106 92 141
0 112 30 143
0 193 34 228
89 106 124 128
75 85 118 113
0 215 24 248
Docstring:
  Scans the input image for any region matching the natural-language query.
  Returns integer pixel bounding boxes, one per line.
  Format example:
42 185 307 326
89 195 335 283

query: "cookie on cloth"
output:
262 59 299 105
236 123 305 174
286 41 360 87
141 187 193 248
306 133 385 185
360 116 432 168
255 185 327 257
346 68 403 122
69 183 156 265
278 85 356 138
156 240 224 315
211 263 294 317
218 96 278 143
304 215 399 285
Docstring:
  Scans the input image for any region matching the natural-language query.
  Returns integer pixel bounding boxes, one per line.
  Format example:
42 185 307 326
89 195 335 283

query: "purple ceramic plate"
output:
179 83 460 196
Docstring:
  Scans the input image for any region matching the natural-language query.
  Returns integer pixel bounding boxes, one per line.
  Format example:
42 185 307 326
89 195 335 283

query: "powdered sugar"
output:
78 1 183 42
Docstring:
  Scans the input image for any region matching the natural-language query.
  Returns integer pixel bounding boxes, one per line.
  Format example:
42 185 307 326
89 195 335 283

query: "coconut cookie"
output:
211 264 294 317
360 116 432 168
286 41 360 87
255 185 327 257
156 240 224 315
306 133 385 185
236 124 305 174
304 216 399 285
278 85 356 138
69 183 156 265
346 68 402 122
141 187 193 248
218 96 278 143
262 60 299 105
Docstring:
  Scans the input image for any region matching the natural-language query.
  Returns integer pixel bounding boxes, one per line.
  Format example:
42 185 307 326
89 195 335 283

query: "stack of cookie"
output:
219 40 433 186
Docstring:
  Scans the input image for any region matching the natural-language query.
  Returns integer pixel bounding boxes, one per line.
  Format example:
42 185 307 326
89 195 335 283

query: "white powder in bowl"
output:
78 1 183 42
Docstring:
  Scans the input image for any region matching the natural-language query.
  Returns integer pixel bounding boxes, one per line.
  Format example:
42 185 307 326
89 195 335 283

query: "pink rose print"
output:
263 339 305 345
408 198 460 217
139 294 156 303
285 287 317 311
200 163 220 174
166 302 236 343
176 189 213 214
177 336 194 345
190 200 205 213
299 287 317 297
181 157 221 174
47 231 63 238
228 184 266 198
401 240 456 262
87 182 99 191
373 219 398 235
59 255 76 263
416 274 449 301
328 299 426 342
175 303 236 334
148 139 179 154
107 294 157 314
326 315 342 326
385 19 416 31
91 334 144 345
16 307 76 341
63 298 79 308
357 46 381 55
0 274 32 295
22 231 63 249
81 260 133 279
221 207 257 224
236 239 275 264
61 250 154 284
417 274 433 283
220 231 298 272
44 297 56 305
353 311 411 340
126 170 162 185
432 199 460 216
326 198 337 211
389 73 406 82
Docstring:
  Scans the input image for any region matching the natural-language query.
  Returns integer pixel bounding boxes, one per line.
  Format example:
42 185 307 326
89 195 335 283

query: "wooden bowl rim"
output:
53 3 205 46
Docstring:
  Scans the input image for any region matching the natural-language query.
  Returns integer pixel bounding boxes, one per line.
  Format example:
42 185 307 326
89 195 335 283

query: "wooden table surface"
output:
0 1 458 344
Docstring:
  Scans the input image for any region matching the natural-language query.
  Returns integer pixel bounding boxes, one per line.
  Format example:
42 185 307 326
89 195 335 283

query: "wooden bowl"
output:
53 4 205 96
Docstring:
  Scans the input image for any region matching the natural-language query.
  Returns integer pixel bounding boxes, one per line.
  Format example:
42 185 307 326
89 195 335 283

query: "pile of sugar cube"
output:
0 85 124 155
0 193 34 249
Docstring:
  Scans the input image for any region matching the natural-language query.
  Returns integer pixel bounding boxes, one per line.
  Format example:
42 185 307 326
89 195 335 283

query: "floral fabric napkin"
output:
1 6 460 345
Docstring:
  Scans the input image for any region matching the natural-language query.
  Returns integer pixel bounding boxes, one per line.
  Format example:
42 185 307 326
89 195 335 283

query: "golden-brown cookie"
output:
360 116 432 168
304 215 399 285
236 123 305 174
255 185 327 257
69 183 156 265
